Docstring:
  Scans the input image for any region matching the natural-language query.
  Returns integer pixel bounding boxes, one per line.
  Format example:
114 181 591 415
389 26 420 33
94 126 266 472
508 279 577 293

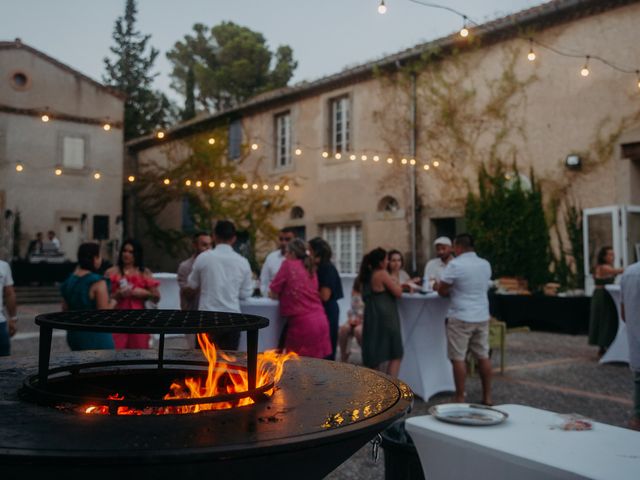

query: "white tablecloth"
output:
397 293 454 400
406 404 640 480
601 285 629 364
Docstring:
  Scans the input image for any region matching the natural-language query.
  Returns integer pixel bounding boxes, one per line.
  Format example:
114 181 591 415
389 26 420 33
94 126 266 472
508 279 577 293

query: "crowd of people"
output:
1 220 638 429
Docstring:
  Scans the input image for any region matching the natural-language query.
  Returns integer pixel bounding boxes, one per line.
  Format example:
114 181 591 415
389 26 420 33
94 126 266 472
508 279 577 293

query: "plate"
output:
429 403 508 426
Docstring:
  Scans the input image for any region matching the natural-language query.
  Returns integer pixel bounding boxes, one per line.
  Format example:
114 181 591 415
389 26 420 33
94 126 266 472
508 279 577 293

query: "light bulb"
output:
185 180 192 186
230 183 236 189
15 164 23 172
377 0 387 15
401 158 408 165
263 184 269 190
433 160 440 167
361 155 368 161
163 178 170 185
283 185 290 191
460 27 469 38
127 175 135 182
423 164 430 171
103 123 111 131
251 143 259 150
410 159 416 165
156 131 165 139
242 183 249 189
274 185 281 191
581 56 590 77
373 155 380 162
54 168 62 176
335 153 342 159
350 154 357 161
252 183 259 190
41 114 50 122
528 50 536 62
295 148 302 156
195 180 202 187
220 182 226 188
208 181 215 188
322 151 329 158
208 137 215 145
387 157 393 164
93 172 101 180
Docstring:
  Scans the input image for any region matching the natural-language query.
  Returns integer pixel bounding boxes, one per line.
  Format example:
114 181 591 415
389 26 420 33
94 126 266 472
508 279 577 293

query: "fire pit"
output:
0 310 413 479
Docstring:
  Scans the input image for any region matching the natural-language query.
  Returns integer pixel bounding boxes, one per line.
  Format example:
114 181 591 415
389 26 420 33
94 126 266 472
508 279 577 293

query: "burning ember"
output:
83 334 297 415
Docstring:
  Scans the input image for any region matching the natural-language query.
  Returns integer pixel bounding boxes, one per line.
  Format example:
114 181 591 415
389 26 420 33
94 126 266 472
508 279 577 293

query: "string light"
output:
208 181 215 188
263 184 269 190
230 183 236 189
127 175 135 182
185 179 192 186
274 185 281 191
459 16 469 38
409 158 416 165
636 70 640 89
41 114 50 122
335 152 342 159
242 183 249 189
580 56 590 77
208 137 215 145
195 180 202 187
15 163 23 172
527 39 536 62
423 164 430 170
350 154 357 161
252 183 259 190
156 130 165 139
220 182 226 188
251 143 259 150
361 155 368 161
377 0 387 15
93 172 101 180
433 160 440 167
283 185 290 191
387 157 394 164
373 155 380 162
54 168 62 176
401 158 408 165
322 151 329 158
295 148 302 156
103 122 111 131
163 178 170 185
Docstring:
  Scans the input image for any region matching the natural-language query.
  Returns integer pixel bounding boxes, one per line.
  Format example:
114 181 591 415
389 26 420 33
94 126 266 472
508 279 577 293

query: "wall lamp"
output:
565 154 582 170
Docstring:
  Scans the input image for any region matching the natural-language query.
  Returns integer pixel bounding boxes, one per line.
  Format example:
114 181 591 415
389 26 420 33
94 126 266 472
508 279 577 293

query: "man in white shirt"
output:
423 236 454 286
437 233 492 405
0 260 18 356
259 227 296 296
620 261 640 430
187 220 253 350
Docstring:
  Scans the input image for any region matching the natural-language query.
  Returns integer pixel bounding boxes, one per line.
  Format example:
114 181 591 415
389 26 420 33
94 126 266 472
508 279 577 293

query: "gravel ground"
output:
3 304 635 479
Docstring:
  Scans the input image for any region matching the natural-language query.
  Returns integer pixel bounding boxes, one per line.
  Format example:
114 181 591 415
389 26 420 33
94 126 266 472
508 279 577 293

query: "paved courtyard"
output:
3 303 635 479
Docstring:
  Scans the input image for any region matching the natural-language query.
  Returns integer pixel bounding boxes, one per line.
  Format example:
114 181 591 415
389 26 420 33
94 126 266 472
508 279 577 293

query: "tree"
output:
465 162 551 291
167 22 298 112
103 0 169 140
134 129 292 270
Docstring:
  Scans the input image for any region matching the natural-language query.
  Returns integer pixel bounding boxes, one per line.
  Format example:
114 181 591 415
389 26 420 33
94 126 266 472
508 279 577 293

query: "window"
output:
378 196 400 212
228 119 242 160
330 95 350 154
62 136 85 169
290 206 305 220
322 223 362 274
11 71 29 90
275 112 291 169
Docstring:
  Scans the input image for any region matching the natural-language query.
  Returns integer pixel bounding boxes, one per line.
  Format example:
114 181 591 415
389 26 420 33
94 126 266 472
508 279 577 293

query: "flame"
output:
83 334 297 415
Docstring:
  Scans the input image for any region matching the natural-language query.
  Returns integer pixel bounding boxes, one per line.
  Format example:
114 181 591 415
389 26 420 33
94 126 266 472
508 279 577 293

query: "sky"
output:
2 0 541 102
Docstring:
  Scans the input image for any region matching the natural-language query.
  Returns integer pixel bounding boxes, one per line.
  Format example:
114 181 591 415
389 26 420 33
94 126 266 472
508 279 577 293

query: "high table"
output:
397 293 454 400
406 404 640 480
602 285 629 364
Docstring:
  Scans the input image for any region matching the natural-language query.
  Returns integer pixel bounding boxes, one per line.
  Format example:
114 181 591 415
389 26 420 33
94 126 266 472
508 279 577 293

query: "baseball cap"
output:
434 236 452 246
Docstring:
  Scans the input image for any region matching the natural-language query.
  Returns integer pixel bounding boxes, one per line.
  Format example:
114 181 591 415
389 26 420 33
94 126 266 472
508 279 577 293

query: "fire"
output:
83 334 297 415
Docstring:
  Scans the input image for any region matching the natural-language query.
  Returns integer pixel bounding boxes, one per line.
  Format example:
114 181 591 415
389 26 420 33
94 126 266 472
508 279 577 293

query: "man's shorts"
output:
446 317 489 361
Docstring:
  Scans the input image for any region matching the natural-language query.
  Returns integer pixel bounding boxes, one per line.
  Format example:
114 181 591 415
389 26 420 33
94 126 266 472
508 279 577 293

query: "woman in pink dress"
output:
269 239 332 358
105 239 160 349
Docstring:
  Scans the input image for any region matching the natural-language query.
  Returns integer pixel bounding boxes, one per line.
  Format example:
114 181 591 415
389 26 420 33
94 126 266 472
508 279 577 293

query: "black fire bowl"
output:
0 349 413 479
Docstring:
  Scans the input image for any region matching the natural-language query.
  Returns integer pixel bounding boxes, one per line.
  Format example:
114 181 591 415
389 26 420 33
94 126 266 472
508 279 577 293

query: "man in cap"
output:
423 236 454 288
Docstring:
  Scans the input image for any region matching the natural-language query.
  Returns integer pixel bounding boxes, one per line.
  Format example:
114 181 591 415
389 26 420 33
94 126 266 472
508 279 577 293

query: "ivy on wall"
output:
133 129 292 270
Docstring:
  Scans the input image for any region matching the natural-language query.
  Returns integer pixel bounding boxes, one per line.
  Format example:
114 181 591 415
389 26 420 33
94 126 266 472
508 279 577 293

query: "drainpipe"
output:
410 72 417 273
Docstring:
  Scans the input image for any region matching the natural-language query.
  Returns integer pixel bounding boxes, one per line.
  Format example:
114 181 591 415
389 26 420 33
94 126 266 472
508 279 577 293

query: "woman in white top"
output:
387 250 419 292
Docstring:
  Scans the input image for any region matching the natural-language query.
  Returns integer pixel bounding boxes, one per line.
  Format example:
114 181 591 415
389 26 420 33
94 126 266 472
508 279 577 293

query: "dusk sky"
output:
3 0 540 101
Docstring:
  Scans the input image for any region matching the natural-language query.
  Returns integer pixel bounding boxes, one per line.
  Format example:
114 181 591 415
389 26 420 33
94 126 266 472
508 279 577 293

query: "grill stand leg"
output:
247 330 258 392
38 326 53 386
158 333 165 369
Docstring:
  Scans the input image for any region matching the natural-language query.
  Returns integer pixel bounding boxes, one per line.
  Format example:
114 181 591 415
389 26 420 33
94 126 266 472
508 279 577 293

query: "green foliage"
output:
167 22 298 112
134 130 292 270
103 0 170 139
465 162 551 291
12 211 21 260
181 67 196 121
551 203 584 289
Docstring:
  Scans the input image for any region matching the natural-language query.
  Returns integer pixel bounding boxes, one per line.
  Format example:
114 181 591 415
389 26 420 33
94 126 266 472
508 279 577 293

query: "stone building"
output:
0 39 125 262
126 0 640 276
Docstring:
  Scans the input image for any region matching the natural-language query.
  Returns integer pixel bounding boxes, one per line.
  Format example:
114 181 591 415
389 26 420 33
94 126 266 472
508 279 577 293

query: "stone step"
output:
14 287 61 305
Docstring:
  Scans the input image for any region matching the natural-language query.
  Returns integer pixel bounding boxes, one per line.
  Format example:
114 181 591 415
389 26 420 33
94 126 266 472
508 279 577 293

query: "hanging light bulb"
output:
361 155 368 161
387 157 394 164
185 180 192 186
322 151 329 158
156 130 165 139
208 181 215 188
230 183 236 189
527 39 536 62
220 182 226 188
195 180 202 187
274 185 281 191
580 56 590 77
350 154 357 161
127 175 135 182
377 0 387 15
373 155 380 162
335 153 342 160
252 183 259 190
295 148 302 156
636 71 640 90
460 17 469 38
401 158 408 165
93 172 101 180
103 122 111 131
251 143 259 150
41 114 50 122
263 184 269 190
208 137 215 145
54 167 62 176
163 178 171 185
15 163 24 172
409 159 416 166
283 185 290 191
242 183 249 189
433 160 440 167
423 164 430 171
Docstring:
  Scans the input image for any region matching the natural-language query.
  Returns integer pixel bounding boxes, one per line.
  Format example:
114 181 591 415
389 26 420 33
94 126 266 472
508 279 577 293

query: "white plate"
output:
429 403 508 426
